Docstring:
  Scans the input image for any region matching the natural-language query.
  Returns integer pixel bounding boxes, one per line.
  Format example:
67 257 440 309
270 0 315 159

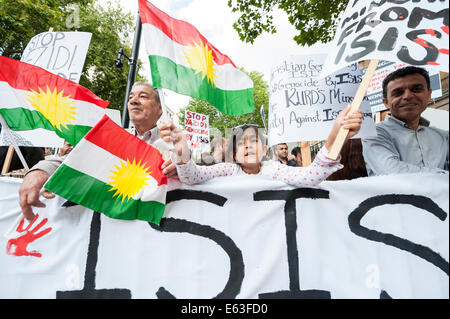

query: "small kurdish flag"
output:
45 115 168 224
0 56 108 146
139 0 254 116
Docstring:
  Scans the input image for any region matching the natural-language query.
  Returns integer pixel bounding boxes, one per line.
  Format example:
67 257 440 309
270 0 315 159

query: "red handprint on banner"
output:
6 214 52 258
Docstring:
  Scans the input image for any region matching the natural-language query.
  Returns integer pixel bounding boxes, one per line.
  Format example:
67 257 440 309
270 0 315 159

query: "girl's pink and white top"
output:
172 146 343 187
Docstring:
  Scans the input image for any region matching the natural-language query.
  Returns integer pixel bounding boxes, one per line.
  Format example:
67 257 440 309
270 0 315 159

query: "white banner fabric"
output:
0 174 448 299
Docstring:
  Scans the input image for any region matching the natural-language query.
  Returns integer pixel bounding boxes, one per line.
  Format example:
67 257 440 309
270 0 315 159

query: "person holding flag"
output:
18 82 177 222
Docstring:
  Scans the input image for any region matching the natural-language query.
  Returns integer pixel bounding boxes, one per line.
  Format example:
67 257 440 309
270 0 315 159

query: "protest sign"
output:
0 173 448 299
268 54 376 147
365 60 443 113
184 110 210 153
21 31 92 83
321 0 449 78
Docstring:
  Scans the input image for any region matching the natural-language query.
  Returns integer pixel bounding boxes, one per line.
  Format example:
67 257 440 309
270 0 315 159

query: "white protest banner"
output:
321 0 449 78
184 110 210 153
1 173 448 299
268 54 376 147
21 31 92 83
365 60 443 113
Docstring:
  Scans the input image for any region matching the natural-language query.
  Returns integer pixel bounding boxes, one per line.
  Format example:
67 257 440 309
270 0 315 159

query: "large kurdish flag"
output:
139 0 254 116
45 115 168 224
0 56 108 146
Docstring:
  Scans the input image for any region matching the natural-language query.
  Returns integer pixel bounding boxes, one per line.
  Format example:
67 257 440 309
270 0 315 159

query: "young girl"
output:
160 105 363 187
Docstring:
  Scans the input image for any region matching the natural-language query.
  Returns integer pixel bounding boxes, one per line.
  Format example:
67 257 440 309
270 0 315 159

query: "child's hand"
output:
159 121 191 164
325 105 363 151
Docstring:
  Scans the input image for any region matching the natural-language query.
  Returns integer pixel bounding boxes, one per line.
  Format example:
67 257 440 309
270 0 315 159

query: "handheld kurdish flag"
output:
0 56 108 146
139 0 254 116
45 115 168 224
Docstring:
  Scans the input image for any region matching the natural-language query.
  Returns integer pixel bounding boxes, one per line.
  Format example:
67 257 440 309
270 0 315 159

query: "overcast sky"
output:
98 0 328 113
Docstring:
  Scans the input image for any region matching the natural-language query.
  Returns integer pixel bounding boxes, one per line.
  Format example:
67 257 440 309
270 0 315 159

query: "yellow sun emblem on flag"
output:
184 42 217 86
107 158 151 203
26 86 77 131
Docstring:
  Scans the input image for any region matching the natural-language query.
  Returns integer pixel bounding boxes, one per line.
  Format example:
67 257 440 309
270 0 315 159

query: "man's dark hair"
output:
291 146 301 157
277 143 288 147
382 66 430 99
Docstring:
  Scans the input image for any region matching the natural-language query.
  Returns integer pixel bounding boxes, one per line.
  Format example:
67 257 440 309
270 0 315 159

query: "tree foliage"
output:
0 0 146 111
178 70 269 138
227 0 349 46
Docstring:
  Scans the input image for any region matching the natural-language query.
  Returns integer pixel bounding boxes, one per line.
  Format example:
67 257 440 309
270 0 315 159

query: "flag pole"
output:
121 11 142 128
0 114 29 172
327 59 379 160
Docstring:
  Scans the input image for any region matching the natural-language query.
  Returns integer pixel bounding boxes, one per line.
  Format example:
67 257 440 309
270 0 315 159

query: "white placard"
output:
268 54 376 146
21 31 92 83
184 110 210 153
321 0 449 78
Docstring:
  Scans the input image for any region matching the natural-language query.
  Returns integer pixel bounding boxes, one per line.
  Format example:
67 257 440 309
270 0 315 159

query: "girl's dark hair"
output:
225 124 266 163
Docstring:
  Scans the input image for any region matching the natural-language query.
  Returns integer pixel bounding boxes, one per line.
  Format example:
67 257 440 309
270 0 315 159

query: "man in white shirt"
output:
18 82 177 221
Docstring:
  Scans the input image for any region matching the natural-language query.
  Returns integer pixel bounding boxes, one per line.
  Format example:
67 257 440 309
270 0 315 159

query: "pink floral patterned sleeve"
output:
266 146 343 187
172 146 342 186
171 153 238 185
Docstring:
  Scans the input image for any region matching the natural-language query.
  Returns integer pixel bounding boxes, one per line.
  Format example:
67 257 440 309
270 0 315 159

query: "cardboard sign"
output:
321 0 449 78
0 173 448 299
268 54 376 146
21 31 92 83
184 110 210 153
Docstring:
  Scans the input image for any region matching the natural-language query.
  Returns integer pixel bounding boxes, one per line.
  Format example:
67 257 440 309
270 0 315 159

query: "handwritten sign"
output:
184 110 210 153
365 60 443 113
0 173 448 299
21 32 92 83
321 0 449 78
268 54 376 146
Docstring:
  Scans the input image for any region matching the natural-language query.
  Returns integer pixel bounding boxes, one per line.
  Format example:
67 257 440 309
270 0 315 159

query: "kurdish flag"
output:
45 115 168 224
0 56 108 146
139 0 254 116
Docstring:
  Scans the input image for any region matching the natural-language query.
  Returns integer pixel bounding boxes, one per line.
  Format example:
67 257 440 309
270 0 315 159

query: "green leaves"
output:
227 0 350 46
